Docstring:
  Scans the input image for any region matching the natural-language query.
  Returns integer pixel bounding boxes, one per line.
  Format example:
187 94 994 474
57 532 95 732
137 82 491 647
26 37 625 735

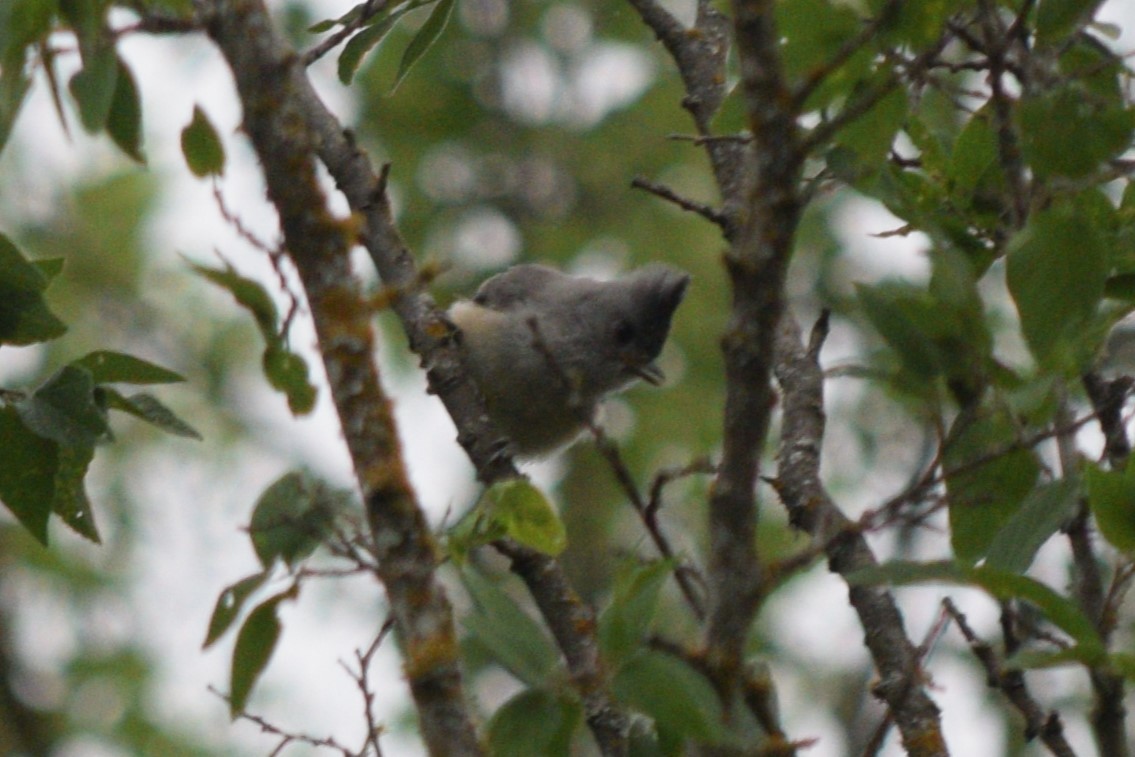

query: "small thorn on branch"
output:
631 176 731 231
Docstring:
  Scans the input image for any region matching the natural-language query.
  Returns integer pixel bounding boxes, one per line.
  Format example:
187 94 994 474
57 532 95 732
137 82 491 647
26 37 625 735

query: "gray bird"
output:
448 263 690 456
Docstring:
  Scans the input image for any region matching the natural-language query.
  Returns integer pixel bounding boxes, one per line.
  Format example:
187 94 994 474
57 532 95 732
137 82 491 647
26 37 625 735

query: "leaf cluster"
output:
1 233 198 545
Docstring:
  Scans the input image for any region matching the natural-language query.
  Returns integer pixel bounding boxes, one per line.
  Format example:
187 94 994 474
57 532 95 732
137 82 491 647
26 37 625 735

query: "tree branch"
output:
243 5 630 754
494 542 630 755
696 0 800 711
943 598 1075 757
773 313 948 756
625 0 748 235
194 1 480 753
1054 395 1130 757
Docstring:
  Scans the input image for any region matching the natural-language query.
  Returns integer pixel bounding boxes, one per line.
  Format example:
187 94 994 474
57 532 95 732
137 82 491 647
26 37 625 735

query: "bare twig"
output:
115 10 201 36
774 311 947 756
631 176 732 233
625 0 745 235
211 183 304 336
340 619 395 757
942 599 1076 757
211 685 359 757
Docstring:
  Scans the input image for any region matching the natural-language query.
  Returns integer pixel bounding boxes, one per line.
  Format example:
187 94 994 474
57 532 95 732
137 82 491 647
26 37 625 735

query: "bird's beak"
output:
629 361 665 385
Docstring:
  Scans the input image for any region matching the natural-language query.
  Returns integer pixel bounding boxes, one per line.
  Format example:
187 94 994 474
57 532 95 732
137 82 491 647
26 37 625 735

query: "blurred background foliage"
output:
3 0 1125 754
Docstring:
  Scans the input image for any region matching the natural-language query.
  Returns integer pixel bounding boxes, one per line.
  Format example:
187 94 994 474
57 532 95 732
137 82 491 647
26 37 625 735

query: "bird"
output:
448 263 690 456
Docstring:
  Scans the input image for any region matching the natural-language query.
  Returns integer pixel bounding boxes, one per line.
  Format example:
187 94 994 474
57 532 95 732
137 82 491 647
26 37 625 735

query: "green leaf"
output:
0 406 58 544
262 344 317 416
460 565 560 687
229 588 295 716
985 479 1079 573
31 257 64 283
444 503 505 565
944 404 1039 564
16 366 110 447
927 247 993 402
0 55 31 158
856 282 944 380
72 350 185 384
487 688 582 757
68 43 118 133
949 111 998 199
249 472 349 569
849 561 1104 651
181 105 225 178
1007 203 1108 367
106 56 144 163
189 258 317 416
1036 0 1104 43
0 0 58 55
188 258 278 335
879 0 965 49
974 567 1103 652
337 2 425 85
776 0 867 111
59 0 99 46
612 650 728 747
204 571 270 649
484 479 567 556
101 389 202 439
310 2 365 33
598 559 674 667
0 233 67 346
0 234 51 291
51 442 99 543
833 88 908 170
391 0 455 92
1086 463 1135 555
308 18 338 33
1009 645 1107 672
1017 84 1135 179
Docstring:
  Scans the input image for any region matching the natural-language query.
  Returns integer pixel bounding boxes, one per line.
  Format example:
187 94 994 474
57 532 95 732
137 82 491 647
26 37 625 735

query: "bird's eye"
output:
613 320 635 345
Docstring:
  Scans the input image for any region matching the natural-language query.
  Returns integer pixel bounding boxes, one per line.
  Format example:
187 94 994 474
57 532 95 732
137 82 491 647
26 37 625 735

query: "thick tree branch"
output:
773 314 948 756
495 543 630 755
194 1 480 753
234 6 630 754
698 0 799 707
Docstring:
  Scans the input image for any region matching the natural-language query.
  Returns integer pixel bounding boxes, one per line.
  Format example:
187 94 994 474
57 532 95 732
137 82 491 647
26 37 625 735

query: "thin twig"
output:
523 317 710 620
942 598 1076 757
211 183 304 336
861 602 952 756
339 619 395 757
211 686 358 757
302 0 390 66
630 176 732 232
